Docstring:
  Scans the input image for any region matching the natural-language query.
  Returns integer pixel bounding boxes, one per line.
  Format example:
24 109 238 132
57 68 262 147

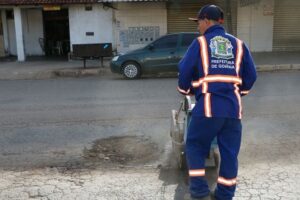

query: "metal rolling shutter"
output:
167 0 237 35
273 0 300 51
167 2 200 33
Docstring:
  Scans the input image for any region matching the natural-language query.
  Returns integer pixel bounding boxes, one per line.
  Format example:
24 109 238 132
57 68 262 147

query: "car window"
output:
152 35 178 49
181 34 199 47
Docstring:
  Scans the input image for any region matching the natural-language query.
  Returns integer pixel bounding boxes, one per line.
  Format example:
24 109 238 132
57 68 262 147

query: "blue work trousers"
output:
186 116 242 200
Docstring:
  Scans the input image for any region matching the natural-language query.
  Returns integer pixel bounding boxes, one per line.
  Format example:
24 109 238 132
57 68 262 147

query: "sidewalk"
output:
0 56 111 80
0 52 299 80
252 51 300 72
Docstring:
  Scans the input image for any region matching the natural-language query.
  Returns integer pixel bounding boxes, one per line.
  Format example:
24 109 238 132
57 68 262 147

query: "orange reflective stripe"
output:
177 86 190 95
202 81 211 117
192 75 242 88
189 169 205 177
204 93 212 117
198 36 209 76
218 177 237 186
204 75 242 84
195 36 243 118
202 82 208 93
234 84 242 119
198 36 212 117
241 90 250 95
193 79 204 88
236 39 243 75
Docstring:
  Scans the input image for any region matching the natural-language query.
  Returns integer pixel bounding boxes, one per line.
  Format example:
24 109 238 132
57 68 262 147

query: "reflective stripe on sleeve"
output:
235 39 243 76
217 177 237 186
189 169 205 177
177 86 190 95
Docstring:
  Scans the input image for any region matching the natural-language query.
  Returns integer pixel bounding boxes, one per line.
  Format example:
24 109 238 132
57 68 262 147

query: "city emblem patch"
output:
209 36 234 59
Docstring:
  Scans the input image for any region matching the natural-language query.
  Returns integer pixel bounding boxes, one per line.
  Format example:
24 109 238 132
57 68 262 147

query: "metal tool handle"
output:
175 95 193 121
175 100 184 121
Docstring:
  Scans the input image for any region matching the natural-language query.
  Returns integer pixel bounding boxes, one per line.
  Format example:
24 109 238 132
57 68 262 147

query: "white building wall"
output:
14 7 25 61
237 0 274 52
69 4 113 51
115 2 167 53
22 9 44 56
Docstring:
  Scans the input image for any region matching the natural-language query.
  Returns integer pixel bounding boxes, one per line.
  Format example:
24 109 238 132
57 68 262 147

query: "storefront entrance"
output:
0 10 5 57
43 9 70 56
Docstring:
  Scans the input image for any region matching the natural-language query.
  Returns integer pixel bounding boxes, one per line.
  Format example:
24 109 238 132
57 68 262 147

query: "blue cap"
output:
189 5 224 24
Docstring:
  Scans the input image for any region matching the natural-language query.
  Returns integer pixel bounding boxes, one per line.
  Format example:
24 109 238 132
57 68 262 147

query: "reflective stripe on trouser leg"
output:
186 117 225 198
217 177 237 186
215 118 242 200
189 169 205 177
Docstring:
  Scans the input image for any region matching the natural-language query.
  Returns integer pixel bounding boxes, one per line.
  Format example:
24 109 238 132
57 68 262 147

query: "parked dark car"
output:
110 32 199 79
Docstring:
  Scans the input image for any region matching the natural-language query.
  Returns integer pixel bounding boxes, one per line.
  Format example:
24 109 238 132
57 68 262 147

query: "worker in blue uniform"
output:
177 5 257 200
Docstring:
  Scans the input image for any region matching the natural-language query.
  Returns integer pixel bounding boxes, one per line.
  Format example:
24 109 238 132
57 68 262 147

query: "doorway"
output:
0 10 5 57
43 9 70 57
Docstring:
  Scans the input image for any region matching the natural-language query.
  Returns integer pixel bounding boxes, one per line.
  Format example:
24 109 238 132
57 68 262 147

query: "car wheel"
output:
122 62 141 79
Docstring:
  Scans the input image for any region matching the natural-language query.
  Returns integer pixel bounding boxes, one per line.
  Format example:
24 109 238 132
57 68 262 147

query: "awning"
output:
0 0 167 5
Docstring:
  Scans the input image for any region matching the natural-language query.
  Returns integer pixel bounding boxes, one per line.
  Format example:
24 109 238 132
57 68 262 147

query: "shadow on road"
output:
158 152 219 200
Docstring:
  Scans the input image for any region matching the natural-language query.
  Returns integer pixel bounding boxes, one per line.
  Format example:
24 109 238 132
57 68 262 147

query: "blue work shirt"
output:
178 25 257 119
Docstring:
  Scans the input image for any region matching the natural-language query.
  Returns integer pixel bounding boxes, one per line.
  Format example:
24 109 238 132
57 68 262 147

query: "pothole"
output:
83 136 159 165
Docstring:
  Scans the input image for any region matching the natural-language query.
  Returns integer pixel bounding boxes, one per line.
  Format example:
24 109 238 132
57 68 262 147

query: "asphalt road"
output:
0 75 182 169
0 71 300 199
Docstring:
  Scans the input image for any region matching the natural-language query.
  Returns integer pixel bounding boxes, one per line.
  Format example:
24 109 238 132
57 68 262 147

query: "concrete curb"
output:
53 67 109 78
0 68 110 80
0 70 55 80
0 64 299 80
50 64 299 78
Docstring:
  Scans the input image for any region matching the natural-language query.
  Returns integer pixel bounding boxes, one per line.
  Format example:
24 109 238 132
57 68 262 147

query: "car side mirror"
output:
148 44 154 50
